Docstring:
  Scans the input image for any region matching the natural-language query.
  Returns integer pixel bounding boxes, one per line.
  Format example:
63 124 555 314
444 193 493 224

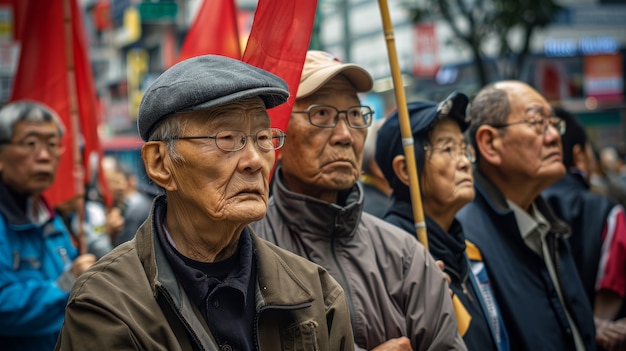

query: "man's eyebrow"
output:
18 131 60 139
525 105 552 117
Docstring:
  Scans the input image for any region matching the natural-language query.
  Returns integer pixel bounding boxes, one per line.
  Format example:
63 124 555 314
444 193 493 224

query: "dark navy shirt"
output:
157 222 257 351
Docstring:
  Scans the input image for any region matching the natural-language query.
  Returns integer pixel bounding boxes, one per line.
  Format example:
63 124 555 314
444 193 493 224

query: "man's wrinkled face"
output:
280 76 367 201
166 98 275 224
496 83 566 185
0 120 63 196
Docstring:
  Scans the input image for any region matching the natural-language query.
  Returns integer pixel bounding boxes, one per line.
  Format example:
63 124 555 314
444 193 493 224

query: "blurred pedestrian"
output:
376 92 510 351
457 81 596 350
543 106 626 350
55 55 354 350
0 101 95 350
102 155 153 246
55 195 112 259
253 50 465 350
360 119 392 218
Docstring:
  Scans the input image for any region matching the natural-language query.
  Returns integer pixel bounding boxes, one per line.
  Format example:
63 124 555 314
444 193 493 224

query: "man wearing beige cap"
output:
253 50 465 350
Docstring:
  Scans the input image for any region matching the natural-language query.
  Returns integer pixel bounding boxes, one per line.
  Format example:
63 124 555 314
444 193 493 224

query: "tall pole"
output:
377 0 428 250
63 0 86 255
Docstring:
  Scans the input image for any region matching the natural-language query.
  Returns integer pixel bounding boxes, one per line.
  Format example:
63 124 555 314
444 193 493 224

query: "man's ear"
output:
142 142 177 191
391 155 410 186
475 125 502 166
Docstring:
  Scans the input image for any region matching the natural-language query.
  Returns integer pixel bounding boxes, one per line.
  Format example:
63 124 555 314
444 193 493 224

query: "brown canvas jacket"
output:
55 195 354 351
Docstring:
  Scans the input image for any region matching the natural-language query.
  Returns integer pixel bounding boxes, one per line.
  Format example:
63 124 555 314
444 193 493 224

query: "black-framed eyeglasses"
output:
0 136 65 157
424 143 476 163
490 116 566 135
291 105 374 129
159 128 286 152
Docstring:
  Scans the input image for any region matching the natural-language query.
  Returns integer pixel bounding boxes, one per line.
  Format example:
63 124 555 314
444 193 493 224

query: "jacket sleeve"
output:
55 298 173 351
404 242 468 351
0 217 76 337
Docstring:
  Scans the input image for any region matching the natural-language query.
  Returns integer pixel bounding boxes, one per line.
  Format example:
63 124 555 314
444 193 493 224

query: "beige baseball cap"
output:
296 50 374 99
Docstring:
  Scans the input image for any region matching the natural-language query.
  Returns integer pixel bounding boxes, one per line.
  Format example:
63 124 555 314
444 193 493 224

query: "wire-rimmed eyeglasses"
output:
291 105 374 129
160 128 286 152
424 143 476 163
0 136 65 157
490 116 566 135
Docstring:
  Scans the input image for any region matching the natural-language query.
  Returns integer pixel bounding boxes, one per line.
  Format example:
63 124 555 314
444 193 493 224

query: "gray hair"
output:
466 84 511 163
147 114 190 163
0 100 65 144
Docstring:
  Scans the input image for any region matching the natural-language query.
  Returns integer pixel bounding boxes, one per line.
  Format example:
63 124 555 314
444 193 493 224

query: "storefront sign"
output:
583 53 623 102
412 23 439 77
545 36 618 57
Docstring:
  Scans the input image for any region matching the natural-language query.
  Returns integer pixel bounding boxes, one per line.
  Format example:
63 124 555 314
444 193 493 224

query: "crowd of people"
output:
1 50 626 351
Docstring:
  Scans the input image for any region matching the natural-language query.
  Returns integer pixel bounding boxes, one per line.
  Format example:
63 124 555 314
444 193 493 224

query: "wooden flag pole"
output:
376 0 428 250
63 0 86 255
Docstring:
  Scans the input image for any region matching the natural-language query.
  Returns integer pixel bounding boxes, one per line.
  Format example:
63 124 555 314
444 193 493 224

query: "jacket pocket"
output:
281 320 319 351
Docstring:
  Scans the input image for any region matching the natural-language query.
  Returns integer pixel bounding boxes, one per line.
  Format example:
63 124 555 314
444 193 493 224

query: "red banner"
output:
176 0 241 64
10 0 105 207
242 0 318 136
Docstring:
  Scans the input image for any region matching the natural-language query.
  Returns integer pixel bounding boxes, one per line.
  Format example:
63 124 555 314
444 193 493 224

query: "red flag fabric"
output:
176 0 241 64
242 0 318 136
10 0 105 208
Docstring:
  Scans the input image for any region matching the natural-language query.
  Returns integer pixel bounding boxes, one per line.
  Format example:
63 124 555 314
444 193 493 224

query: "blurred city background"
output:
1 0 625 178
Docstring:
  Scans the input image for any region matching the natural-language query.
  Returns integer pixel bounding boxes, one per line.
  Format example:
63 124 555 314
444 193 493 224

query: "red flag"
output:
10 0 105 208
177 0 241 64
242 0 318 137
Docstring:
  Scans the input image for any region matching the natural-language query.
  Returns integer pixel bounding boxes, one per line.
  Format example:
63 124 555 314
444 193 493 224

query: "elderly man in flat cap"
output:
55 55 354 351
252 50 465 351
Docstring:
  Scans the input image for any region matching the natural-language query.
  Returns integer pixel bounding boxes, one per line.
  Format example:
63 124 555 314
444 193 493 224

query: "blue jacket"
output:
0 181 78 351
457 170 596 351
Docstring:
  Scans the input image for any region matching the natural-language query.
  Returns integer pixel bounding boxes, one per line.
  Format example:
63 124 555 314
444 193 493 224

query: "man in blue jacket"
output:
457 81 596 350
0 101 95 350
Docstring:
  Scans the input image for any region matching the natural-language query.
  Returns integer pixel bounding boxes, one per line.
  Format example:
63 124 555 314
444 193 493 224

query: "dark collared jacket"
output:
543 171 616 305
55 195 354 351
457 170 596 351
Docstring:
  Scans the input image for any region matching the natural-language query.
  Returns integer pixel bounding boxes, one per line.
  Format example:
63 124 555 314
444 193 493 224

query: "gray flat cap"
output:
137 55 290 141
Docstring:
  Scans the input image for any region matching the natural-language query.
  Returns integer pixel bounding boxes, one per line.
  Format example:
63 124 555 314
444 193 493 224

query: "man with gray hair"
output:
0 101 95 351
56 55 354 350
457 81 596 350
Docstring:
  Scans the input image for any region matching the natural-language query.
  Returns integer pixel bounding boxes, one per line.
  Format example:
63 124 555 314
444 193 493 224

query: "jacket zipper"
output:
157 286 209 351
331 210 357 333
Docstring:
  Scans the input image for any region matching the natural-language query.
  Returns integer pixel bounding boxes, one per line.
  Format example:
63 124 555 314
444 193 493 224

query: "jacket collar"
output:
0 181 32 225
271 166 363 238
135 194 315 307
473 167 570 238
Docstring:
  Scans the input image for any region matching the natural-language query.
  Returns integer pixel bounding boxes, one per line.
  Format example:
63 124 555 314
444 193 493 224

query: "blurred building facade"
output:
0 0 623 150
317 0 626 149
